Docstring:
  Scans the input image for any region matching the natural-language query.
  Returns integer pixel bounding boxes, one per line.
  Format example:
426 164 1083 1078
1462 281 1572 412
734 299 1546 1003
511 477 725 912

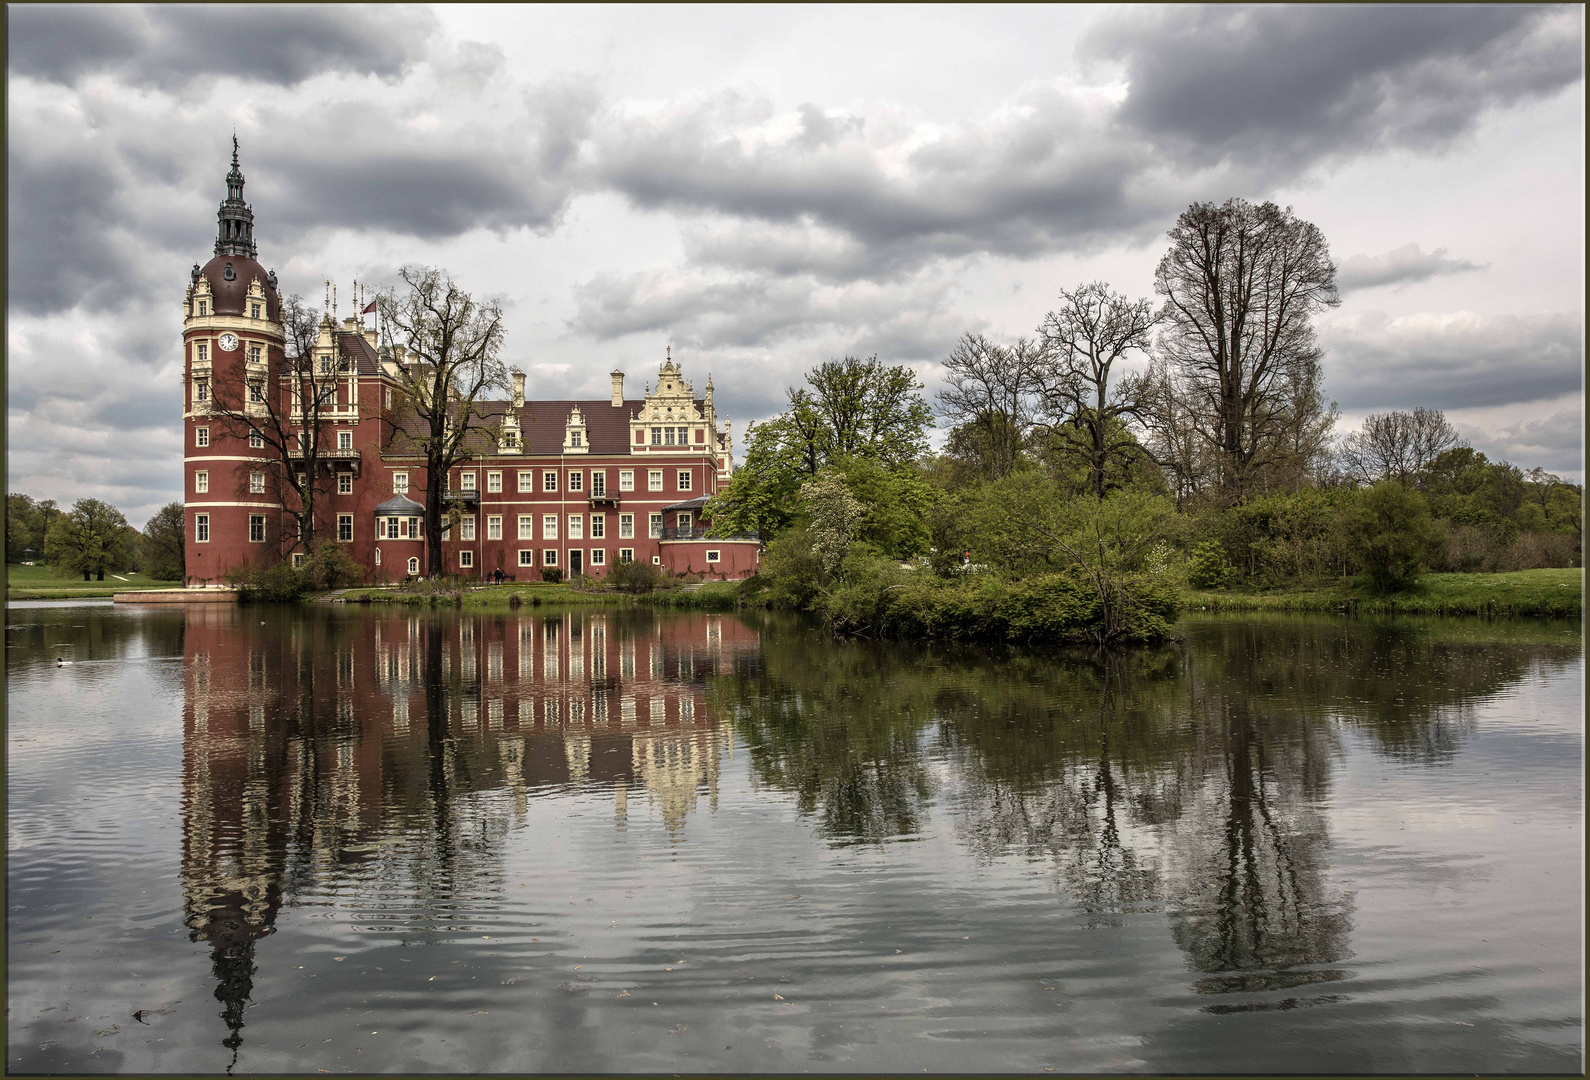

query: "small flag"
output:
362 300 377 314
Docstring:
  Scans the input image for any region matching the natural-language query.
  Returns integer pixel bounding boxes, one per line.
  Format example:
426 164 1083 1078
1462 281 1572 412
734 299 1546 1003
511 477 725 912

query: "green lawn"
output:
5 563 185 600
1188 567 1583 618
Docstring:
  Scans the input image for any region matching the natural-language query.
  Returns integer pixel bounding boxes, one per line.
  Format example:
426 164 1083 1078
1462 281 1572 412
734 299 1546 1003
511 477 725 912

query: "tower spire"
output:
214 138 257 259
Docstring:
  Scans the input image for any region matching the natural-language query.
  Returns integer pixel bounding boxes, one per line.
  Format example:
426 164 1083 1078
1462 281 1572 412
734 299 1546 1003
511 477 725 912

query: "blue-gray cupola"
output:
214 135 258 259
373 494 426 518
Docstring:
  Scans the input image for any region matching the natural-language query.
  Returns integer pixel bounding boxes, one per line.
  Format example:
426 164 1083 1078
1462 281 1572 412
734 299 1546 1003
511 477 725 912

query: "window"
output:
338 431 352 450
195 514 209 542
375 547 381 565
460 550 474 568
194 378 209 403
487 471 502 493
393 471 408 494
678 470 692 491
384 516 400 539
568 515 583 540
591 514 605 539
196 341 208 362
250 472 264 494
408 516 419 539
677 512 692 532
248 380 264 403
408 557 419 575
570 430 582 447
338 473 352 495
385 388 392 409
543 549 558 566
519 550 535 566
251 303 261 319
706 550 721 563
319 355 331 375
196 427 209 447
649 513 663 538
195 471 208 494
651 427 662 445
487 515 502 540
619 548 634 563
291 553 305 569
338 514 353 542
591 471 606 497
619 470 634 491
461 471 476 491
652 555 661 565
249 515 265 543
461 516 475 541
665 427 677 446
518 515 534 539
518 471 534 493
569 471 583 492
543 471 557 492
591 548 606 566
543 514 558 540
619 513 634 539
646 470 662 492
249 344 261 363
249 431 263 449
196 301 208 317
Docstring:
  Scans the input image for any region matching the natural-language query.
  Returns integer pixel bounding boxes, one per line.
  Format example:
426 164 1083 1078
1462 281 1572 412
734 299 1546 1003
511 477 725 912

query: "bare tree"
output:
936 333 1045 480
1339 408 1462 486
378 265 508 577
1154 199 1341 503
207 293 339 553
1037 283 1159 499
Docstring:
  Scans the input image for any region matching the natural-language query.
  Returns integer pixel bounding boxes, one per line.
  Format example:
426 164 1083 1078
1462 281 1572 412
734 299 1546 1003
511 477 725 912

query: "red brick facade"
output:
183 151 758 586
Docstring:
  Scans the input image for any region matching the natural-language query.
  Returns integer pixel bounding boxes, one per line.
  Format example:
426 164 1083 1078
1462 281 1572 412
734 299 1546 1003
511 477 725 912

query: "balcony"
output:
443 489 479 507
588 492 621 509
288 444 362 474
659 525 758 542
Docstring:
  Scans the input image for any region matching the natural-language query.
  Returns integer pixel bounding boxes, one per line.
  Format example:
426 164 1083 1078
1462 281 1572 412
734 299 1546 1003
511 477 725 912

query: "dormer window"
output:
571 430 582 448
197 300 208 316
251 303 261 319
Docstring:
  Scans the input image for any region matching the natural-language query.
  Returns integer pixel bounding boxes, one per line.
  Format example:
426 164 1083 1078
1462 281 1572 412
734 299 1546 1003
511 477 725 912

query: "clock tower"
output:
182 140 288 585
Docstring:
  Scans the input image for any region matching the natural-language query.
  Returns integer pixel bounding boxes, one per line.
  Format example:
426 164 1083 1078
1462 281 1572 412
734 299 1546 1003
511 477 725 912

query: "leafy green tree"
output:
7 493 40 563
705 415 806 542
1341 481 1441 593
43 498 130 581
801 469 867 578
832 457 935 561
140 502 186 580
788 355 934 472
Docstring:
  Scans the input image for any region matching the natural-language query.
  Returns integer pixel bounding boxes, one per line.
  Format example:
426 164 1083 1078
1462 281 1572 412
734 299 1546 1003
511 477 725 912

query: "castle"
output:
181 146 758 585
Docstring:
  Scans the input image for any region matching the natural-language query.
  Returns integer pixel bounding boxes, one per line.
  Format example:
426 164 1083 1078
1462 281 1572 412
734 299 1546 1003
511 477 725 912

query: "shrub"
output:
1341 481 1442 593
1186 540 1232 589
302 540 364 589
540 567 564 584
227 560 308 603
605 558 666 594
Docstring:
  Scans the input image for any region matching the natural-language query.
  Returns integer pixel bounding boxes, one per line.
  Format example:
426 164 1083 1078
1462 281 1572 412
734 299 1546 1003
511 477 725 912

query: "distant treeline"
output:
6 494 184 581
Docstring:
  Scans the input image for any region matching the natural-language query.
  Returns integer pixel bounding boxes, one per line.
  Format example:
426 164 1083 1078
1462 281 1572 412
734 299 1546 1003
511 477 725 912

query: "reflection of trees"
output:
724 613 1577 999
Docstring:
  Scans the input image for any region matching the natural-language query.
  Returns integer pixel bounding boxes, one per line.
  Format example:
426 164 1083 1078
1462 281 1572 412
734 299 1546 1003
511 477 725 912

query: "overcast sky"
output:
6 4 1584 526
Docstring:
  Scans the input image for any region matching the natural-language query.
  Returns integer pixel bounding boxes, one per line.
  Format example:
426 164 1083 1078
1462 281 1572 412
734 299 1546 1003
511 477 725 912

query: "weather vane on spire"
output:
232 132 239 166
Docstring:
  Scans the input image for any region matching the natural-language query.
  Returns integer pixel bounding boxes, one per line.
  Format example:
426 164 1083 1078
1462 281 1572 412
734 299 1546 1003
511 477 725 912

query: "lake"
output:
5 600 1583 1074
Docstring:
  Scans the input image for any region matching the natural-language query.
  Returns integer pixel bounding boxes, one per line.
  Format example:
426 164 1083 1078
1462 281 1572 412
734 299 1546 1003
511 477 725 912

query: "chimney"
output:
610 370 625 407
511 369 525 408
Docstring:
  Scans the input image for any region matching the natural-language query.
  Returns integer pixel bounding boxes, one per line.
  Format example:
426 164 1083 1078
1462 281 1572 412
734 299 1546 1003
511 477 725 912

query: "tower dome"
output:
193 138 280 320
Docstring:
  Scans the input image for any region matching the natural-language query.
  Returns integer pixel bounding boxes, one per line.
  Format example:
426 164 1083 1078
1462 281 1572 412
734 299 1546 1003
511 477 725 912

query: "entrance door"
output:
569 549 583 575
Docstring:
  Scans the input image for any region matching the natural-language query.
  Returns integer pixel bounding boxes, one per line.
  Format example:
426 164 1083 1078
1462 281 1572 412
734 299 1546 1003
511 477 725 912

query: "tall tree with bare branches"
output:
378 265 508 576
1153 199 1340 503
206 293 340 553
936 333 1044 481
1037 283 1159 499
1340 407 1462 487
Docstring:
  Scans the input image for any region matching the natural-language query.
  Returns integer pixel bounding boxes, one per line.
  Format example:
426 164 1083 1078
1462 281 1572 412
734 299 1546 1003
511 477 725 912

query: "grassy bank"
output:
6 564 184 600
1188 568 1583 618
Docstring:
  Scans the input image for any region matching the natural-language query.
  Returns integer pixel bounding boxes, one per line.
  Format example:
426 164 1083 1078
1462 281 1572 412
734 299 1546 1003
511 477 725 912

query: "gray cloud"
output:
1337 243 1487 292
1470 405 1584 474
7 5 435 89
1323 310 1583 411
1093 6 1583 164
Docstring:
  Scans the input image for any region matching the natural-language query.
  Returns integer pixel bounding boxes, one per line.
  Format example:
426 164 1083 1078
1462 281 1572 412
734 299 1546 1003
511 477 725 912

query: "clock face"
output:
218 333 239 352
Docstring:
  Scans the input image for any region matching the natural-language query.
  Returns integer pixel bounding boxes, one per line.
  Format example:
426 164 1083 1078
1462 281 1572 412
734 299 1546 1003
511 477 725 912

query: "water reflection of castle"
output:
178 608 759 1066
